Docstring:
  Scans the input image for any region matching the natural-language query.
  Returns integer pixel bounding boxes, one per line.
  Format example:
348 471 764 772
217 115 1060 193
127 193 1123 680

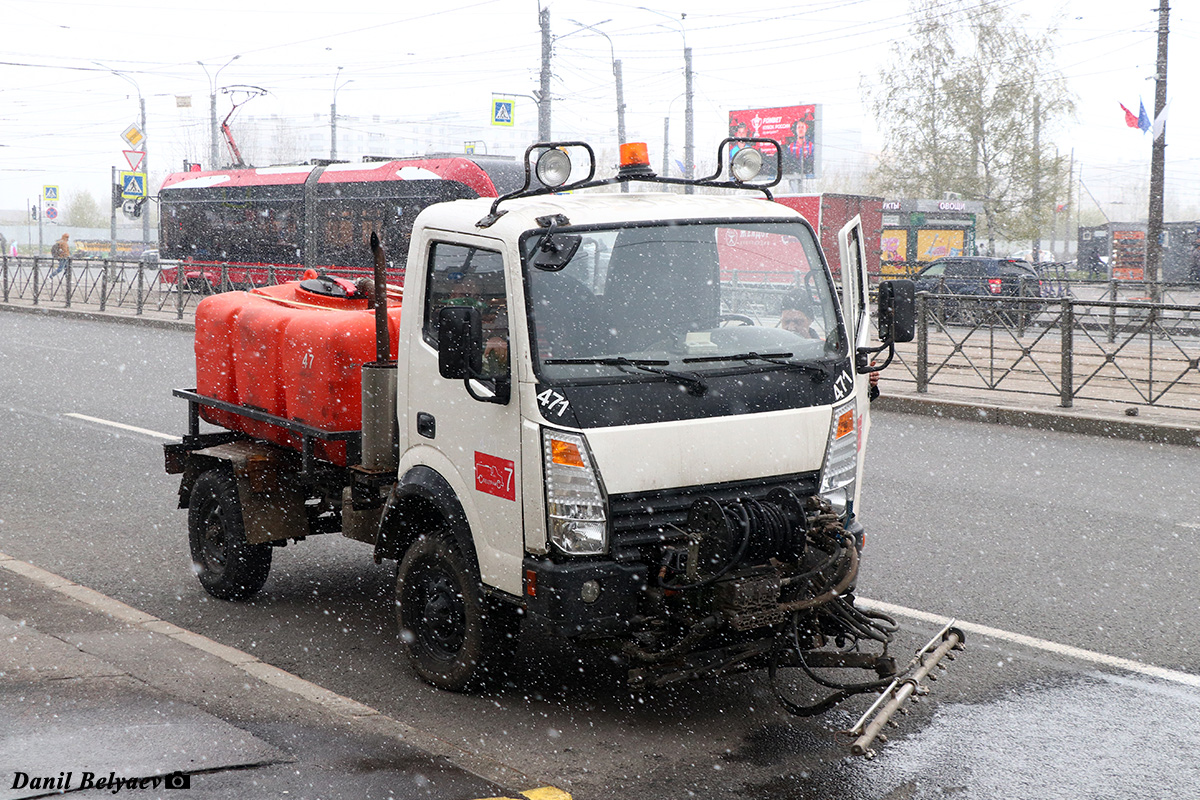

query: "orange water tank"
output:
194 276 401 465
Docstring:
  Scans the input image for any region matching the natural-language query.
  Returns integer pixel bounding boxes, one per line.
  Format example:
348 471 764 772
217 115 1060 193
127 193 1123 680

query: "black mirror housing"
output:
878 280 916 343
531 232 582 271
437 306 482 379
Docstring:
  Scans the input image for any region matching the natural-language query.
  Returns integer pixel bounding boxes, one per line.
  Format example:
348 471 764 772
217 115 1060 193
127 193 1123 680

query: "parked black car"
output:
912 256 1044 325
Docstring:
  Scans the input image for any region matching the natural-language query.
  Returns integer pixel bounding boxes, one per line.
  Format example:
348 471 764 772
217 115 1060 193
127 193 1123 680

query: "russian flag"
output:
1138 100 1151 133
1120 103 1139 128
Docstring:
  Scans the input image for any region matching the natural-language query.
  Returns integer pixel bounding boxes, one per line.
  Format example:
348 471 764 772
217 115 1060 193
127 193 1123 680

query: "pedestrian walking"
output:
50 233 70 277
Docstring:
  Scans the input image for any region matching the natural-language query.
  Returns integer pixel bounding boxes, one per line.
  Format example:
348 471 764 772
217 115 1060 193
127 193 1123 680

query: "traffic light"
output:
112 183 123 209
30 205 37 220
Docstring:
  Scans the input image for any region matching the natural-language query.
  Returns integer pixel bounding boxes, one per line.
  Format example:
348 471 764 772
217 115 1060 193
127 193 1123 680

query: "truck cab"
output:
374 142 906 693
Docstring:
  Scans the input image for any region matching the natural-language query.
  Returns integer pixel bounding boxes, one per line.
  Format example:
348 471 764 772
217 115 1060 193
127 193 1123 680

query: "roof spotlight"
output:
730 146 764 183
536 148 572 188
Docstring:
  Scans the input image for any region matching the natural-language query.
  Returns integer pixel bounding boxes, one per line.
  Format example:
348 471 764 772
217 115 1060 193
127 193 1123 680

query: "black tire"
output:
188 468 272 600
395 533 519 691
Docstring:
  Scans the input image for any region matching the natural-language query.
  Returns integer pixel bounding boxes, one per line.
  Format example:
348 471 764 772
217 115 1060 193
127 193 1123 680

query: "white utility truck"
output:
165 139 960 755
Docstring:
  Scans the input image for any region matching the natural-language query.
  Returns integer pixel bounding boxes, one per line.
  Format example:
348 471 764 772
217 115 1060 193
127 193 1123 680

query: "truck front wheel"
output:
395 533 517 691
188 468 272 600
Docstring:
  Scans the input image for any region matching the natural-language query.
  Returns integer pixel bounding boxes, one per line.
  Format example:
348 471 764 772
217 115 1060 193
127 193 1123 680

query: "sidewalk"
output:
874 375 1200 447
0 552 567 800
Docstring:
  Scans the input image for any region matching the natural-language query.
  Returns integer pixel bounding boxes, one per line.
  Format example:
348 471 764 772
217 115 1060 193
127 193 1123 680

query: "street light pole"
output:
538 7 552 141
567 20 625 146
639 9 692 191
198 56 240 169
139 94 148 244
96 63 149 243
1145 0 1170 302
684 45 693 190
331 68 354 160
567 19 627 190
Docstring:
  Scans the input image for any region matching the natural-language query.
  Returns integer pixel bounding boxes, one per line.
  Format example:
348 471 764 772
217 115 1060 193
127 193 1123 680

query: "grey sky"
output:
1 0 1195 219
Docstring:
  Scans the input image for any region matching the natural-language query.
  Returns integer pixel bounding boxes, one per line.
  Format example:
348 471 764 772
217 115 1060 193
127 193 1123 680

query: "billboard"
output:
916 229 965 261
881 229 907 263
728 105 818 177
1110 229 1145 281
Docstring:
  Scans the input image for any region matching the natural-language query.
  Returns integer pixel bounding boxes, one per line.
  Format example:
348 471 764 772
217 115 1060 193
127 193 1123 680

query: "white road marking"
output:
0 551 539 792
64 412 178 441
859 597 1200 689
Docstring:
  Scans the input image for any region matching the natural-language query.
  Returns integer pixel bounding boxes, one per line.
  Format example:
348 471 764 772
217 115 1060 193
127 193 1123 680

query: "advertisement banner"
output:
716 225 816 284
1110 230 1145 280
881 229 908 262
916 229 964 261
728 105 817 177
880 229 910 277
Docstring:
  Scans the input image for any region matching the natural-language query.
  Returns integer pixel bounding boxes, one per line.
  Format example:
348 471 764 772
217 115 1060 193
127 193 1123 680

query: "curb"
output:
875 393 1200 448
0 300 194 332
0 549 547 795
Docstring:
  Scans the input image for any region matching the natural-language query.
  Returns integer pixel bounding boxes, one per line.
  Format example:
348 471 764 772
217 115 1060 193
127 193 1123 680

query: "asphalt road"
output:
2 310 1198 800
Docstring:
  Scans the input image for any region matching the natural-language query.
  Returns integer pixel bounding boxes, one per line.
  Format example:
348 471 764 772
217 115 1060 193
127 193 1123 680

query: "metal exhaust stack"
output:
842 621 965 759
360 232 397 472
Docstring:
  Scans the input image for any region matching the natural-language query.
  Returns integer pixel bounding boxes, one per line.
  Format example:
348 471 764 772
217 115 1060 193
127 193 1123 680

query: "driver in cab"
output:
778 293 826 341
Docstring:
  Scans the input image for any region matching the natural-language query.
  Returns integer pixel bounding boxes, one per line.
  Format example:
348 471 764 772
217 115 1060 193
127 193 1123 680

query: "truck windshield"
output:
522 220 844 383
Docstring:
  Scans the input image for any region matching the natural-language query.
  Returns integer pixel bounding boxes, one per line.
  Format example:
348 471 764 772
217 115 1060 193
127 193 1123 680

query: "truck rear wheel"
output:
188 468 272 600
395 533 518 691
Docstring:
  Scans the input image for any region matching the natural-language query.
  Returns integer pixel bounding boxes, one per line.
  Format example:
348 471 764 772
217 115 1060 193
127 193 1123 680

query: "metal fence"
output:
894 291 1200 410
5 255 1198 412
0 256 362 320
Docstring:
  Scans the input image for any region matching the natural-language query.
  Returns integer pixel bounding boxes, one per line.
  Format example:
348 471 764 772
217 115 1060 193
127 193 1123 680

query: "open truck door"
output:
837 215 872 511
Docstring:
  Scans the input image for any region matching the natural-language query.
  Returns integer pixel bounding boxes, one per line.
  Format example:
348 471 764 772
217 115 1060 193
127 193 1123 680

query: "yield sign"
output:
123 149 145 171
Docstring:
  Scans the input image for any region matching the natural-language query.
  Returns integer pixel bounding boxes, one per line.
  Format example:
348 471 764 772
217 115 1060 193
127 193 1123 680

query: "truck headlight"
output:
819 398 858 517
543 429 608 555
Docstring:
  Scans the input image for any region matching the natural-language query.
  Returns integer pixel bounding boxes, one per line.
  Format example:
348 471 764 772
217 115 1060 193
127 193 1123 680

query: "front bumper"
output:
521 556 648 638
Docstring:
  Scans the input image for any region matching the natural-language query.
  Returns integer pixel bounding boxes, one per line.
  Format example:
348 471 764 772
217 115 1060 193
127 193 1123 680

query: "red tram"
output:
158 154 527 289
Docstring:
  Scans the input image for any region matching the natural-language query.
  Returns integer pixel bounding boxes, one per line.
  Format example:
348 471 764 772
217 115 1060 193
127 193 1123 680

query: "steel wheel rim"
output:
200 502 228 578
411 562 466 661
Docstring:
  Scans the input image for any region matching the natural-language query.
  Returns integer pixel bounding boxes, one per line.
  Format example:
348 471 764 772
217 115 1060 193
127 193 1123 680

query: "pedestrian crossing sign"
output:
120 171 147 199
492 97 514 127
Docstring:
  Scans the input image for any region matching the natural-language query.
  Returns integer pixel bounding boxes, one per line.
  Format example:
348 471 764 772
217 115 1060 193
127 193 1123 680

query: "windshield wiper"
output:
544 356 709 396
682 352 830 382
682 351 794 365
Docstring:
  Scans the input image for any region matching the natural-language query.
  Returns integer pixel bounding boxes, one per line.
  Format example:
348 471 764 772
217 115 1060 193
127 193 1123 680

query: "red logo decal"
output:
475 452 516 501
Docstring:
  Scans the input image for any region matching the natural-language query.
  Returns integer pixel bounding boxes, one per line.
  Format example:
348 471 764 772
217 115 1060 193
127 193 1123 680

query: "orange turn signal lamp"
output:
550 438 586 468
835 408 856 440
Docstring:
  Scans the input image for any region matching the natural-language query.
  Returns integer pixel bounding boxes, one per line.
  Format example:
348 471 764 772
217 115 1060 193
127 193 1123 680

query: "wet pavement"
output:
2 300 1197 799
6 543 1199 800
0 552 559 800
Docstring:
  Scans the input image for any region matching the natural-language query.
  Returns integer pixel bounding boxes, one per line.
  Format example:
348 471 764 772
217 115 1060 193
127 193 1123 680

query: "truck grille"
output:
608 472 820 548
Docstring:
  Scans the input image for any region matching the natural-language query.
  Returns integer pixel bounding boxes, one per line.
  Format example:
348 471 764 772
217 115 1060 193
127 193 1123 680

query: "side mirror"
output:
877 280 915 344
437 306 482 379
531 232 581 271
